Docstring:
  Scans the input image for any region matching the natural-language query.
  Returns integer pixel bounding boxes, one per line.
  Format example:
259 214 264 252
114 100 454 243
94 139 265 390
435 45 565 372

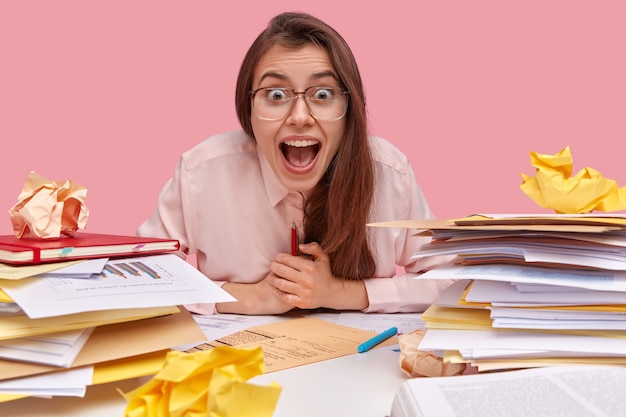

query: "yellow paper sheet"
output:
0 288 12 303
0 305 180 341
423 303 626 339
0 307 204 383
368 218 623 234
458 281 626 313
0 393 26 403
443 349 626 373
422 305 493 328
93 350 170 385
452 214 626 227
0 260 83 280
186 317 398 373
0 350 168 404
472 356 626 373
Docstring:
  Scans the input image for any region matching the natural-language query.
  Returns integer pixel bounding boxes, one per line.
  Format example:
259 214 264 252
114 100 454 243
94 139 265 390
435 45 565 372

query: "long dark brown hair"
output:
235 12 375 280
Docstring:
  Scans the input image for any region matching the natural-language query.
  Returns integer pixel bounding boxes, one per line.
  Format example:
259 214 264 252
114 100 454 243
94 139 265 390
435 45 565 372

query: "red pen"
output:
291 223 298 256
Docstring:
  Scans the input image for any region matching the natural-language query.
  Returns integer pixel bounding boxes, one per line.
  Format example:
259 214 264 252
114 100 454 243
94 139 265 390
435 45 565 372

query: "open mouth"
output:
280 139 320 171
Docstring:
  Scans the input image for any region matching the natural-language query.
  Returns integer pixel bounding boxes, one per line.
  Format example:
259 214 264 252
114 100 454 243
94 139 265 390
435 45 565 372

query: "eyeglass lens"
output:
252 87 347 121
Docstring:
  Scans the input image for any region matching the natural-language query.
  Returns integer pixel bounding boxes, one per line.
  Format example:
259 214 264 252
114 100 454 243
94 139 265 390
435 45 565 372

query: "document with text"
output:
391 365 626 417
0 254 236 318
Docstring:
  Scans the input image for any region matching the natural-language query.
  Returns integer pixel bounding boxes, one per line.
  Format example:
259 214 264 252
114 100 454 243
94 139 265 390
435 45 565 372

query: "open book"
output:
390 365 626 417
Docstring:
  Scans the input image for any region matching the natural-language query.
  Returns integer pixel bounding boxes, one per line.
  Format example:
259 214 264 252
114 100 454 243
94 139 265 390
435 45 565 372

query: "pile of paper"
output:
0 252 235 401
387 214 626 372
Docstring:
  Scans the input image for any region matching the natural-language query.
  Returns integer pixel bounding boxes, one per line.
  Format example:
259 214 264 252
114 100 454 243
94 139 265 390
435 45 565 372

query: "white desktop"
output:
0 344 408 417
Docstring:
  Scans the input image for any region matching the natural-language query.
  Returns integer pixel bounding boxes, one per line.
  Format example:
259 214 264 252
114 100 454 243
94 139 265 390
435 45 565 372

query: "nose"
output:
286 95 314 126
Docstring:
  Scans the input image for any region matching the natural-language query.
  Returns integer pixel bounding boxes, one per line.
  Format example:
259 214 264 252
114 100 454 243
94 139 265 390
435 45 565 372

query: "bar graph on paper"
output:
100 260 163 279
43 257 182 295
1 253 236 319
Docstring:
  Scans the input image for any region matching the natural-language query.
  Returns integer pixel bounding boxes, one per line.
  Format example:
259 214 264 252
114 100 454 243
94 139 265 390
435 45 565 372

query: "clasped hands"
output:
266 241 338 312
218 242 368 315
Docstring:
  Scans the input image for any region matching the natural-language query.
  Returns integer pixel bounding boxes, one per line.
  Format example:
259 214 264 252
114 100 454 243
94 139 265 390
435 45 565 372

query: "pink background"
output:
1 1 625 236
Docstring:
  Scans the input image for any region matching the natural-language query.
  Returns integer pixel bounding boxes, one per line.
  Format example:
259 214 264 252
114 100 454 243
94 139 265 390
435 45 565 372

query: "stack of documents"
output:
385 214 626 372
0 248 235 401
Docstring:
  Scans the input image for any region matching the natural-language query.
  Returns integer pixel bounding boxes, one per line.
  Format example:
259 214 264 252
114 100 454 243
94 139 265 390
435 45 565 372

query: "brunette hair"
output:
235 12 375 280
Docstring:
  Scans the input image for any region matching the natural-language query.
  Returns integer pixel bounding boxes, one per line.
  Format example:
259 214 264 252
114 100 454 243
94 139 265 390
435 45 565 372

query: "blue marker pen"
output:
357 326 398 353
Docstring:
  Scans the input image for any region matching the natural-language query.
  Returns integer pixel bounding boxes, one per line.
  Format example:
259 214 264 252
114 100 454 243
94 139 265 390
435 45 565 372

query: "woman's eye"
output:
312 88 333 100
267 89 288 101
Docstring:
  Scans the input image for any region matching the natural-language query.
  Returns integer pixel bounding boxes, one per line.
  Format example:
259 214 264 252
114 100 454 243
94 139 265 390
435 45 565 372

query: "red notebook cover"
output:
0 233 180 265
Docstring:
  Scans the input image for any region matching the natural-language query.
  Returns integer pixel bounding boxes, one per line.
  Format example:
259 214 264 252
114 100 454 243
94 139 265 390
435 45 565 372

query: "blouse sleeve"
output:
136 155 193 258
362 144 455 313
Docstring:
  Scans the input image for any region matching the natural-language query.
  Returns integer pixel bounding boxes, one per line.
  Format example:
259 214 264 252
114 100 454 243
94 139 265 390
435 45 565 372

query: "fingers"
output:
268 270 314 308
268 270 307 295
297 242 326 260
271 280 310 309
270 277 296 304
268 242 331 310
273 241 328 269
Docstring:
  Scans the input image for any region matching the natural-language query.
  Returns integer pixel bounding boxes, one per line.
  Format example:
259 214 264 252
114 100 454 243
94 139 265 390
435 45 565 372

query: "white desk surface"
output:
0 344 408 417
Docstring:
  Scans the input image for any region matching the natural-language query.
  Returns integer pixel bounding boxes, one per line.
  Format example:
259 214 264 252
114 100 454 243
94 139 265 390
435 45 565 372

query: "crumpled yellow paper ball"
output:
398 330 466 378
8 171 89 239
121 346 282 417
520 146 626 214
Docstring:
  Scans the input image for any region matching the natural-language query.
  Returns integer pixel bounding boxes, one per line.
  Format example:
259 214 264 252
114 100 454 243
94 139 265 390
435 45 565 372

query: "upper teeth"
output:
284 140 318 147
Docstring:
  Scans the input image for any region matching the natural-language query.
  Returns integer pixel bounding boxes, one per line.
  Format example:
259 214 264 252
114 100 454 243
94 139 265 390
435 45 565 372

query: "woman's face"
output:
250 44 346 192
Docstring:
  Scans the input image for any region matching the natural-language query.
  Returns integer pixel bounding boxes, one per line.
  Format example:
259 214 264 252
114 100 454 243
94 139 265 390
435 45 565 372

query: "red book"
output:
0 233 180 265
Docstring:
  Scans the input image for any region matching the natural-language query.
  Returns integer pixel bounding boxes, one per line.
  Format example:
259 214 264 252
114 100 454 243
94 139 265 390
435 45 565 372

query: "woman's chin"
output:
280 172 322 193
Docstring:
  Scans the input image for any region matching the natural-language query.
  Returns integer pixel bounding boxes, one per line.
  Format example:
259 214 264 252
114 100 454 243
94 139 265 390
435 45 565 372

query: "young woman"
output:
137 12 453 315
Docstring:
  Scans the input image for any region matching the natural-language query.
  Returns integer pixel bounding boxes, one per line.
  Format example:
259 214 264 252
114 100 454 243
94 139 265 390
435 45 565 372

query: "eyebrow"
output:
257 70 339 87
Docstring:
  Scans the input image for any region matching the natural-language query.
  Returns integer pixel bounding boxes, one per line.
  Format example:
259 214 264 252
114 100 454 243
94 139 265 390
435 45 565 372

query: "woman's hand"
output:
216 273 294 315
267 242 369 311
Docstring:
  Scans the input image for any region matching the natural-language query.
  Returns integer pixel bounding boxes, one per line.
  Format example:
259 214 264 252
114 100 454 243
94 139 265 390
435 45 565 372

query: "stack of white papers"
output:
0 328 94 367
0 367 93 398
1 254 235 319
0 253 235 400
407 214 626 372
0 302 21 317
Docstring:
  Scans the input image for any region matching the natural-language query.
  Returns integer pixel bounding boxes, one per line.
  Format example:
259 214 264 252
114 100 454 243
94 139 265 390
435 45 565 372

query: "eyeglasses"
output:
249 86 349 121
